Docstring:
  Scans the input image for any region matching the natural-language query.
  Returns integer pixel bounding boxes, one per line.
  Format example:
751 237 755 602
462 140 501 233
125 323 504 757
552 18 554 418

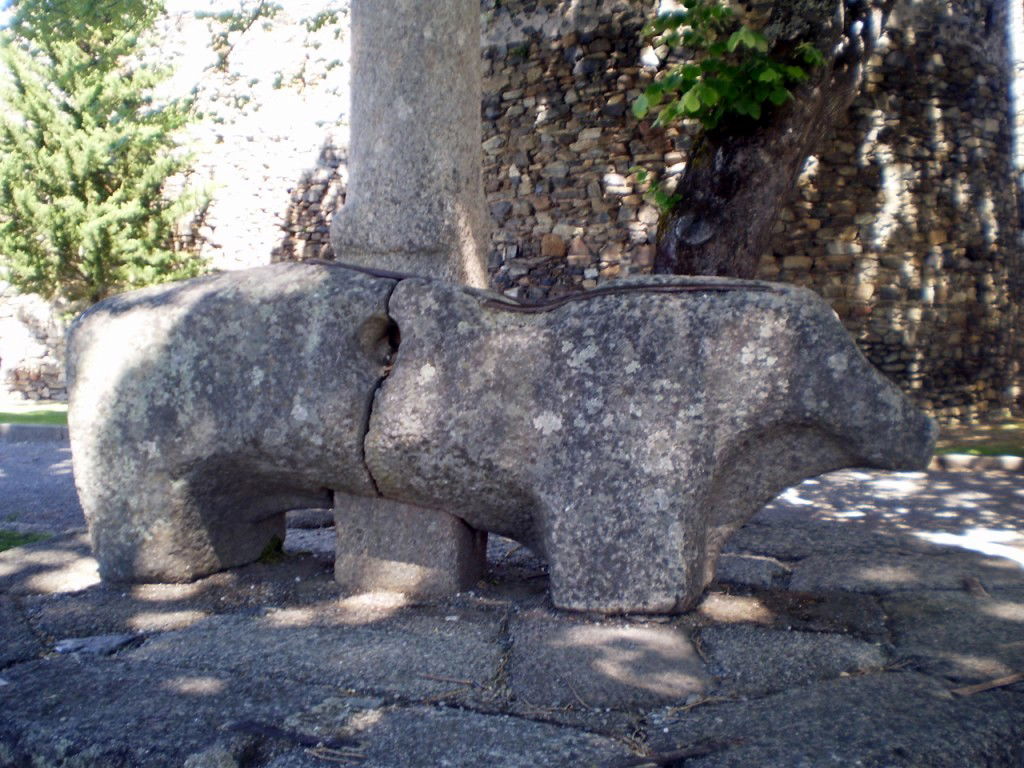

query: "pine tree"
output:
0 0 206 306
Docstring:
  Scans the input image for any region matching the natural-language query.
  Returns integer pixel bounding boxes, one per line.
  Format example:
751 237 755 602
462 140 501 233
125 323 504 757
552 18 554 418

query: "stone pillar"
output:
330 0 489 288
333 494 488 598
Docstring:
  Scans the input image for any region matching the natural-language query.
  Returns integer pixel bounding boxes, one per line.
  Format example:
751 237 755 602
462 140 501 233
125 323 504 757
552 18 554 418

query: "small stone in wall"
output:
568 236 590 257
634 245 654 269
541 234 567 259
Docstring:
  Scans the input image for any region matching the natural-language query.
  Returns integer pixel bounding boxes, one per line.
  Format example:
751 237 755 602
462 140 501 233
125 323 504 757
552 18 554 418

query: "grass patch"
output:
0 530 50 552
0 408 68 426
936 442 1024 457
936 419 1024 457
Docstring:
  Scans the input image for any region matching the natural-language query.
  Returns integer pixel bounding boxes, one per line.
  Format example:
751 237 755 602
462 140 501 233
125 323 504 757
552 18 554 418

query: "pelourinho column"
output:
330 0 489 288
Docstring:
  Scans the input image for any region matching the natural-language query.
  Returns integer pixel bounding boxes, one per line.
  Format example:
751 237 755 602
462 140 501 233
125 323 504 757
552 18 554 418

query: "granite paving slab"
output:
696 624 888 696
0 596 42 668
693 588 890 641
788 549 1024 594
884 588 1024 683
19 548 339 638
125 606 507 703
508 610 708 710
0 439 80 532
0 531 98 595
646 672 1024 768
1 467 1021 765
276 704 634 768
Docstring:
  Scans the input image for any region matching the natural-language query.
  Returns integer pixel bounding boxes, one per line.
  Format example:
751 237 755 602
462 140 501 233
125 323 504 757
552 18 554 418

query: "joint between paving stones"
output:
490 608 515 696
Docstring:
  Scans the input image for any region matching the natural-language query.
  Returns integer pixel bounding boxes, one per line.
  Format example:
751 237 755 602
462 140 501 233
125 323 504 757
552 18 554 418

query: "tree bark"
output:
654 0 893 277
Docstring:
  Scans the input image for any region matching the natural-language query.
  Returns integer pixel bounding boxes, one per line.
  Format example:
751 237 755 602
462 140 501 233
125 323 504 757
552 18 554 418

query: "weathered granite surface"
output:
68 263 936 613
332 495 488 598
366 274 936 612
329 0 489 287
67 263 395 583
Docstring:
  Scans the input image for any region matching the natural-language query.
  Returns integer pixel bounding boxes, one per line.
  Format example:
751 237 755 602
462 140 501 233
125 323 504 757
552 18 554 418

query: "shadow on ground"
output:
0 468 1021 766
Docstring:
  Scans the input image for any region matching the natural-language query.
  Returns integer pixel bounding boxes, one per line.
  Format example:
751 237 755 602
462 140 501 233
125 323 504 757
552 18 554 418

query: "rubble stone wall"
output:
477 0 1024 422
0 283 67 401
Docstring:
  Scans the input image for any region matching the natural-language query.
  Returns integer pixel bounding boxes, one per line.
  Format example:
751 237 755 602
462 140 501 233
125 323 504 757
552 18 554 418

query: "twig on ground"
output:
882 658 914 673
664 695 736 716
951 672 1024 697
496 543 524 565
564 677 592 709
420 687 470 704
606 741 736 767
305 745 367 764
417 673 477 687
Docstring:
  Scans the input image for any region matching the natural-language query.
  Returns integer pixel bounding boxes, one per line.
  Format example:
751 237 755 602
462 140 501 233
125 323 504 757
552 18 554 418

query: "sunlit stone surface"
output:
329 0 488 287
68 264 936 612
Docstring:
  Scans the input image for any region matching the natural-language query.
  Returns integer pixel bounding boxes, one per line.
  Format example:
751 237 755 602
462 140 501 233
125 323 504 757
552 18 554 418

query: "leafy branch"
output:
630 166 681 213
632 0 824 130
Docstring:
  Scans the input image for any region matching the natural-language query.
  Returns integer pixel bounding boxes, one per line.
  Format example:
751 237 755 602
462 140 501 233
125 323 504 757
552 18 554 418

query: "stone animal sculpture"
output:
67 262 937 613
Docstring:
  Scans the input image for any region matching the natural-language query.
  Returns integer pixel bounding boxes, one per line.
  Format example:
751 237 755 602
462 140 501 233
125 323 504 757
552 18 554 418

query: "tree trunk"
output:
654 0 893 277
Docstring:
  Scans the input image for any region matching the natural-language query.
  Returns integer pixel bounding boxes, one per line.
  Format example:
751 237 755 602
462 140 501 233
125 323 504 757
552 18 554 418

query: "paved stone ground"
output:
0 444 1022 766
0 438 80 535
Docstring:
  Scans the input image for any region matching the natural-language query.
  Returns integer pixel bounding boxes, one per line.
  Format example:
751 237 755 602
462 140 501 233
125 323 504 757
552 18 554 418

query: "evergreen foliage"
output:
0 0 207 305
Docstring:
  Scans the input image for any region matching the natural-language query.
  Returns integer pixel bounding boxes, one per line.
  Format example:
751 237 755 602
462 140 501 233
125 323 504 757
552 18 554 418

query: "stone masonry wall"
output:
477 0 1024 422
156 0 350 269
1 0 1021 422
0 282 67 401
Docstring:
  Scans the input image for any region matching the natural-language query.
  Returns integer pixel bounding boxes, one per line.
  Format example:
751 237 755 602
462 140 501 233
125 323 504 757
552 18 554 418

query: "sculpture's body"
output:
67 263 936 613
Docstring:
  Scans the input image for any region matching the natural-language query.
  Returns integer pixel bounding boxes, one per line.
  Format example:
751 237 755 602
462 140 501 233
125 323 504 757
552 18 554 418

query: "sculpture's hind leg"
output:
86 466 331 583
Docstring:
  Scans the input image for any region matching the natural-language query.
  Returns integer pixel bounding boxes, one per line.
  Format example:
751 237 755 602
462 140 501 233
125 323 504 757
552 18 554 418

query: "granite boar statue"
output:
67 262 937 613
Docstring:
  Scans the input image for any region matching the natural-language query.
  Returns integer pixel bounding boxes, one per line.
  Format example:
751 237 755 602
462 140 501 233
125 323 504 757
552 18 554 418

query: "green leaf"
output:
708 40 728 57
697 82 720 106
768 87 790 106
757 67 781 83
727 26 768 53
629 166 650 184
783 65 810 82
654 98 681 126
797 42 825 67
681 86 702 113
632 93 650 119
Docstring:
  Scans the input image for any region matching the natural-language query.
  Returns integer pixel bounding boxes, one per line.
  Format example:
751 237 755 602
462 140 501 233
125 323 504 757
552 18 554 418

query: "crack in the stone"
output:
359 278 403 497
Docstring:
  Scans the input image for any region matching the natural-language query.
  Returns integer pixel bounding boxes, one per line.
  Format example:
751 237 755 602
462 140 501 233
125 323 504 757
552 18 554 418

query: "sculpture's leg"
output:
86 469 330 583
333 494 488 599
539 485 713 615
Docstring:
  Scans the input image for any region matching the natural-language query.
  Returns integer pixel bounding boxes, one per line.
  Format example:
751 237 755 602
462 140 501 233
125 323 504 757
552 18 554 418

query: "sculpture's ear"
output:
356 313 400 367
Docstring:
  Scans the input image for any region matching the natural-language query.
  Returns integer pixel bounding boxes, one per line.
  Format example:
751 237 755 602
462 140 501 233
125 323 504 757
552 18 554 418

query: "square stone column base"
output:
333 494 487 599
